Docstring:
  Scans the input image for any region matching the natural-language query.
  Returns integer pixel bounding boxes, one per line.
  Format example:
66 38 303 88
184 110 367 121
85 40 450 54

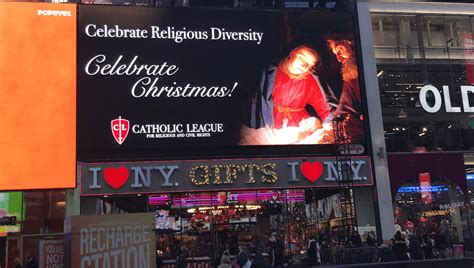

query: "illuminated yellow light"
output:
369 3 474 15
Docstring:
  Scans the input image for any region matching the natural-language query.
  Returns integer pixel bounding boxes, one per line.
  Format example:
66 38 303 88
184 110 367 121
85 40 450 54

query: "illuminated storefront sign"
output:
421 210 449 217
419 85 474 113
80 156 373 195
0 192 23 236
0 2 76 190
149 191 305 207
77 6 367 160
397 185 449 193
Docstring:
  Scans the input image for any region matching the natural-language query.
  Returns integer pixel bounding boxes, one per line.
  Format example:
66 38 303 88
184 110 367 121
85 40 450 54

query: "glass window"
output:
394 178 467 247
375 12 474 153
145 188 374 266
422 16 447 48
372 14 399 48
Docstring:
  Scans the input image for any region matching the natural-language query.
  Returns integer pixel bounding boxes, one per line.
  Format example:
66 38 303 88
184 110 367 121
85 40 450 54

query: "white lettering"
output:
419 85 442 113
419 85 474 113
443 85 461 112
461 86 474 112
37 10 72 16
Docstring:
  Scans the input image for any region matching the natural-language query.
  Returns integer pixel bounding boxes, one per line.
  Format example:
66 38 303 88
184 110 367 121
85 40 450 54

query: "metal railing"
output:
319 246 378 265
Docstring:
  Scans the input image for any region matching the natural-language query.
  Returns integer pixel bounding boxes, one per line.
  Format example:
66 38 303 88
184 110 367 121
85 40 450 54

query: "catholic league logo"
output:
111 116 129 145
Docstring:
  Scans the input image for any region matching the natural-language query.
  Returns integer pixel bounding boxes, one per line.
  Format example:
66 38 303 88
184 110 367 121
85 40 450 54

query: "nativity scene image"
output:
240 34 364 146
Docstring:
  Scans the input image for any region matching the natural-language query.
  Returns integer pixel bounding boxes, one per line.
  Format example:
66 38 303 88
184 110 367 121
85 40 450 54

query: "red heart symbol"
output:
103 167 129 189
218 194 227 204
300 162 323 182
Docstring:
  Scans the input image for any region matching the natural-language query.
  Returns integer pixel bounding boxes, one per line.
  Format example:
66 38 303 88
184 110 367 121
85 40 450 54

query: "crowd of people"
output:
378 230 452 262
12 253 38 268
156 227 458 267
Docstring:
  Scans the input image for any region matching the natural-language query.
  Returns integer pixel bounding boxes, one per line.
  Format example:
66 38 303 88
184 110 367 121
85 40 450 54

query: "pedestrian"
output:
176 245 189 268
26 253 38 268
307 236 321 266
422 235 435 259
378 244 394 263
251 252 271 268
13 258 22 268
349 231 362 247
434 230 448 258
218 255 233 268
237 245 251 268
366 231 376 247
408 234 423 260
269 232 284 268
392 231 409 261
156 253 163 268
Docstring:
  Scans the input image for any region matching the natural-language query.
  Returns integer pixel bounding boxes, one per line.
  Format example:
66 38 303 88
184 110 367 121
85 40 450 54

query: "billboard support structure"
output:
333 115 358 239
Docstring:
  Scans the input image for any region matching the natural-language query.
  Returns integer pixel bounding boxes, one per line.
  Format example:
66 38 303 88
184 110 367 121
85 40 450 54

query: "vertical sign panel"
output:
70 213 156 268
39 240 65 268
0 3 76 190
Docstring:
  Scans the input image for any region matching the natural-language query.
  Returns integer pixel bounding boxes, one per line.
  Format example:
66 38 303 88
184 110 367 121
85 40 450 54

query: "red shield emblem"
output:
111 116 130 145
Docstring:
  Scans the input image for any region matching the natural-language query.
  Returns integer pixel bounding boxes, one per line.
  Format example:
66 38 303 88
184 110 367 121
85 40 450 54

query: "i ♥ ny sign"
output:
80 156 373 195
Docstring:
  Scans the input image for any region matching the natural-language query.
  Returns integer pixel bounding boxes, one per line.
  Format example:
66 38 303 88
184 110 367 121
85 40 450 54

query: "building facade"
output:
359 1 474 252
11 0 474 267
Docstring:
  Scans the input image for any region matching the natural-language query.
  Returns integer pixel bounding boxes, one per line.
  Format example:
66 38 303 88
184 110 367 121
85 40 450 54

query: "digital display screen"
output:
77 6 366 160
0 2 76 190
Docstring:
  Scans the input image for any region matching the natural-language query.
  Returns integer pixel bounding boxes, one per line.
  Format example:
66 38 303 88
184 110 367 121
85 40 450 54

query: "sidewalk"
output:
314 258 473 268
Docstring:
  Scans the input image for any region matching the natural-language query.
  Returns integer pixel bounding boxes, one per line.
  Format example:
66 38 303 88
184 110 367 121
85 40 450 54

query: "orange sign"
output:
0 2 76 190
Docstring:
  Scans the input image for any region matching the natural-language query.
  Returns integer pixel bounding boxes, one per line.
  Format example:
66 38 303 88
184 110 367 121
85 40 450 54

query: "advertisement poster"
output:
77 6 366 160
39 240 65 268
69 213 156 268
0 2 76 190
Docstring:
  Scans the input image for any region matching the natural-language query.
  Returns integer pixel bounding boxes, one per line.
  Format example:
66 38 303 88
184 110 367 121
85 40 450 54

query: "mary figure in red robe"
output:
241 45 337 145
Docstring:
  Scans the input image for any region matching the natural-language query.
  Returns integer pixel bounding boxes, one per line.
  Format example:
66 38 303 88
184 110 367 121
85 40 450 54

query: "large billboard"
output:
0 2 76 190
77 6 366 160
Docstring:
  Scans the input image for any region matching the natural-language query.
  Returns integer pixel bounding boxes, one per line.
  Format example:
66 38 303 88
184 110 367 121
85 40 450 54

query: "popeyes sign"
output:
80 156 373 195
0 2 76 190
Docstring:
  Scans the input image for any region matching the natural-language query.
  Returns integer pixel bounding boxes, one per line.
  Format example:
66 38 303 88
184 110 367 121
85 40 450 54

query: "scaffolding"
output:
332 114 357 244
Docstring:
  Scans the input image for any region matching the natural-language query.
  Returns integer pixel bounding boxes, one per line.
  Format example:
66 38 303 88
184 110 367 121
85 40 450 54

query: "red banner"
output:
463 32 474 85
419 172 432 205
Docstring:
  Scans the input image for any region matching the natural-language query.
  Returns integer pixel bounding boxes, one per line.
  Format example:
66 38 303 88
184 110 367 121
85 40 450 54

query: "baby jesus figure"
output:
240 117 333 145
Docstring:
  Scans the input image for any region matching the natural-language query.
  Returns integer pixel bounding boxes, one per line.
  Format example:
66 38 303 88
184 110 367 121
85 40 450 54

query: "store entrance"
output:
148 188 346 267
151 191 281 266
393 178 467 256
